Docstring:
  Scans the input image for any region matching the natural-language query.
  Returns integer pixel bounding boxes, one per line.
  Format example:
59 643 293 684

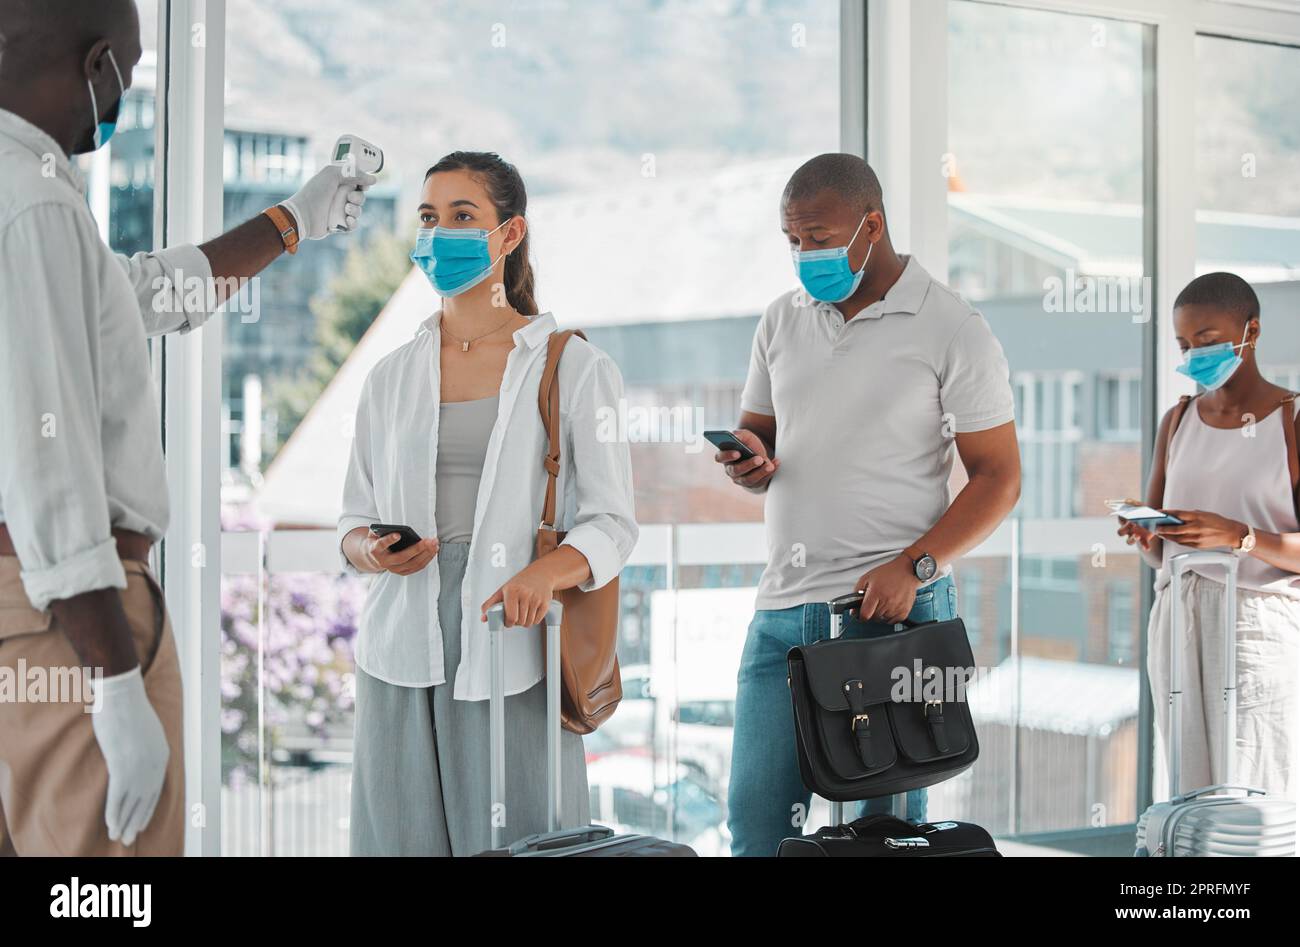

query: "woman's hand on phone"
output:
715 429 778 489
1117 519 1155 551
481 561 557 628
365 533 439 575
1154 510 1248 550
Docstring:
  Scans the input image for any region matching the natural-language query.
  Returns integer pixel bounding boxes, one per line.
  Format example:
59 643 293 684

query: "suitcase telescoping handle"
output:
1167 551 1242 798
488 600 565 851
827 591 908 827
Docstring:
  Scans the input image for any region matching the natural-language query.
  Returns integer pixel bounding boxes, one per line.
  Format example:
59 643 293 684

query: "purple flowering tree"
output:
220 505 363 783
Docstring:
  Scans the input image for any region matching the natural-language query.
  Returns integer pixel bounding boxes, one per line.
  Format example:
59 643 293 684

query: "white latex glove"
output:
90 666 169 848
281 164 378 240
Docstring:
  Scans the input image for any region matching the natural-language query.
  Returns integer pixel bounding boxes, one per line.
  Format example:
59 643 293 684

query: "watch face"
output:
915 554 937 582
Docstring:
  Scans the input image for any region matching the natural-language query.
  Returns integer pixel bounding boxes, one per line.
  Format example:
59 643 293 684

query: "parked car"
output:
585 752 730 856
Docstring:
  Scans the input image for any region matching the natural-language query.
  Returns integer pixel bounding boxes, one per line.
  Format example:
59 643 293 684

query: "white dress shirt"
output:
0 109 216 611
338 311 638 700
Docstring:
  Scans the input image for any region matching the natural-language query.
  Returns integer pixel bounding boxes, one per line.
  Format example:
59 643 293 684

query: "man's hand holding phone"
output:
712 429 779 491
364 527 439 576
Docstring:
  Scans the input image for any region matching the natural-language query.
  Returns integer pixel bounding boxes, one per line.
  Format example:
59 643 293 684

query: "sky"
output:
138 0 1300 222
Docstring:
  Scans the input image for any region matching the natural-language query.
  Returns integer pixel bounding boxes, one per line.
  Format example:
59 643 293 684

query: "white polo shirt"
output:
741 255 1015 609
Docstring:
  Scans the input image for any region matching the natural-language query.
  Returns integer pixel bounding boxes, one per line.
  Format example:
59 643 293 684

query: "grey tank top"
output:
435 395 499 545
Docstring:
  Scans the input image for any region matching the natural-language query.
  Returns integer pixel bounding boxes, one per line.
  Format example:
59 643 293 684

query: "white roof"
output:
966 656 1138 736
255 267 438 527
526 156 803 327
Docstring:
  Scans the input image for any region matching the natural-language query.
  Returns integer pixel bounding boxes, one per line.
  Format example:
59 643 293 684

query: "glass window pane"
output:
1194 35 1300 387
947 0 1148 837
220 0 839 856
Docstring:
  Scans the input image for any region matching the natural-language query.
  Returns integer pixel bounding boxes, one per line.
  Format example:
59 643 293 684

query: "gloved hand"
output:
281 164 378 240
90 666 170 848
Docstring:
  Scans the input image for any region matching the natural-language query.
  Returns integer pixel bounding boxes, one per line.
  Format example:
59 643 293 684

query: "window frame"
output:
860 0 1300 842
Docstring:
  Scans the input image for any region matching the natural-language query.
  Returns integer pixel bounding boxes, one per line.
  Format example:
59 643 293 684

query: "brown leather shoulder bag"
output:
535 329 623 734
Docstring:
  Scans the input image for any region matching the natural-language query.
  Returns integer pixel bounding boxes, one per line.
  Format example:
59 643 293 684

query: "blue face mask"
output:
87 49 126 150
410 220 510 298
792 211 872 303
1175 325 1251 391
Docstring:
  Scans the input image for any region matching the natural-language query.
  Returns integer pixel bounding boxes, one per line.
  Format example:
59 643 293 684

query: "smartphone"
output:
1105 501 1185 530
369 523 422 553
704 430 758 462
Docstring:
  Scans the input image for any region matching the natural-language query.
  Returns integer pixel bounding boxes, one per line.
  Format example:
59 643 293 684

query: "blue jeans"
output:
727 575 959 857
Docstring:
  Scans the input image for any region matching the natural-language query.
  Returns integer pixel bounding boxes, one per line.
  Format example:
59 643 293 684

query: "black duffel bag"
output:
786 591 980 801
779 815 1000 857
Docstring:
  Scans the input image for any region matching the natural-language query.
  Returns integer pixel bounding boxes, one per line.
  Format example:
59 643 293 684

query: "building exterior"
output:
100 83 402 481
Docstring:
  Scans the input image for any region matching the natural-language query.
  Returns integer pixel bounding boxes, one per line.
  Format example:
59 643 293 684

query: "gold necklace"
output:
440 314 515 352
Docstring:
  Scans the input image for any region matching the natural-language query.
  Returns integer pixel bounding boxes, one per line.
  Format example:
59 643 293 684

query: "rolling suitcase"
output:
1135 551 1296 857
475 602 697 857
779 814 1000 857
781 590 999 856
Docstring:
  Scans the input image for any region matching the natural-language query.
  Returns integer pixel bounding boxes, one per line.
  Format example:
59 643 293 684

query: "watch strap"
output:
264 204 300 255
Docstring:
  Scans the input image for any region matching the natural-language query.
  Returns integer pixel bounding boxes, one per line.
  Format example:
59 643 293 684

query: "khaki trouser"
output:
0 555 184 855
1148 571 1300 802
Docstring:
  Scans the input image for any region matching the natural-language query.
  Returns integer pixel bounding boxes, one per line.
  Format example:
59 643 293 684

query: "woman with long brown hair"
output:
337 152 638 855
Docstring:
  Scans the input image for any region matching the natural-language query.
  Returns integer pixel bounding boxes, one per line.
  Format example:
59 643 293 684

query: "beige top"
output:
435 395 499 545
1160 398 1300 598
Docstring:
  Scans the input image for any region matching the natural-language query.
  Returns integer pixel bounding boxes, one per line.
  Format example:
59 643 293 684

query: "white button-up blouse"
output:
337 311 638 700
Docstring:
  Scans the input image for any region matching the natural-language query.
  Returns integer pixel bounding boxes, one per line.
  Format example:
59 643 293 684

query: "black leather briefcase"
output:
779 815 1000 857
786 592 980 801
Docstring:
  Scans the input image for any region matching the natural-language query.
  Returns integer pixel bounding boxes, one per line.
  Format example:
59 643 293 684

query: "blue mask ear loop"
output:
846 210 872 275
482 217 514 272
87 49 126 146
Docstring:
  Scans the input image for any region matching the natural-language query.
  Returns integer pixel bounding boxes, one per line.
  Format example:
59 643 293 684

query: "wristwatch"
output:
1235 524 1257 556
263 204 300 255
904 547 938 582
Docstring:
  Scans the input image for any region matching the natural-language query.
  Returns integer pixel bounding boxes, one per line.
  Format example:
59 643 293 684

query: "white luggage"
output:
1135 552 1296 857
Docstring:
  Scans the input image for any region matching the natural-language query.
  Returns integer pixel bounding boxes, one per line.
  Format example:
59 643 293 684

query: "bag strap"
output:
538 329 587 531
1156 394 1196 507
1167 394 1195 450
1282 393 1299 522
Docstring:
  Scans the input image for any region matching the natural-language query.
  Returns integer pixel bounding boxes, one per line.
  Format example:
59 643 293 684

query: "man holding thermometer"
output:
0 0 379 856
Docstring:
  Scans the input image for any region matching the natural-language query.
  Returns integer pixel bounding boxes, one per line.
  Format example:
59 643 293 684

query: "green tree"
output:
269 229 412 454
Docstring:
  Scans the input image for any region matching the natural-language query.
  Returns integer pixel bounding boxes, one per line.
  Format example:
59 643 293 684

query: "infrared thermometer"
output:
332 134 384 174
329 134 384 232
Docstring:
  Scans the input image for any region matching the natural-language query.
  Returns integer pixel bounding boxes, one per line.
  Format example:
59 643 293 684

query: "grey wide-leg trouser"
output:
350 542 589 856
